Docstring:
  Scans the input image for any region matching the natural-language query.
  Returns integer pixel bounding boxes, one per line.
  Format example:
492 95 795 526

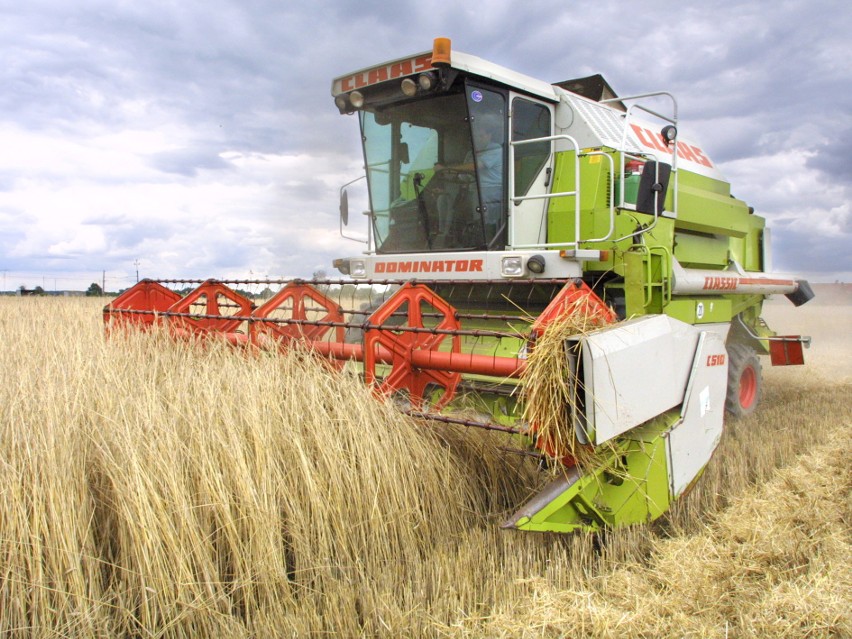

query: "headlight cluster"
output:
501 255 547 277
332 258 366 278
336 71 441 113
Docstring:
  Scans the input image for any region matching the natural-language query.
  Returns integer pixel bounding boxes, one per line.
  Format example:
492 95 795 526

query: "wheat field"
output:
1 289 849 637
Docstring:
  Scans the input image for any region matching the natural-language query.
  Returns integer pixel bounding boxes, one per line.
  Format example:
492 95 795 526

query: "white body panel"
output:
331 46 723 179
509 174 551 247
666 330 728 496
579 315 701 445
448 51 558 102
355 251 582 281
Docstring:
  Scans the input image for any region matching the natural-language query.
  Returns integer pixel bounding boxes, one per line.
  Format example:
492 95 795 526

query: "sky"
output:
1 0 850 292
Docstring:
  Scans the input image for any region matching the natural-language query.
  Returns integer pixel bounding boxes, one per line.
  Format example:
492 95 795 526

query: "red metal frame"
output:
363 283 462 410
252 282 345 345
167 280 253 335
530 279 616 338
104 280 182 328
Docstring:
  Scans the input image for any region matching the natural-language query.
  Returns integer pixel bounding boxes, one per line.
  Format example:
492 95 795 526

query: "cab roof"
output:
331 47 560 103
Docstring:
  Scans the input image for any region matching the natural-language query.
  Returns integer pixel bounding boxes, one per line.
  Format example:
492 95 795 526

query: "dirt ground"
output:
762 283 851 383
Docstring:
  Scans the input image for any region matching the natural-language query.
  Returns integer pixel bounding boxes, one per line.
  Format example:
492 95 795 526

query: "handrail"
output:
626 243 672 307
509 134 581 250
611 150 662 244
602 91 680 238
600 91 678 123
581 151 615 243
652 244 673 306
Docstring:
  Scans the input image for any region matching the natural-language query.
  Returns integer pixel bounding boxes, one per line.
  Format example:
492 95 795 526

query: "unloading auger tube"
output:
105 37 815 533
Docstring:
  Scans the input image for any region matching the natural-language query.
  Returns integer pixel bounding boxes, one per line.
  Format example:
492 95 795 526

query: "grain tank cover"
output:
554 74 624 110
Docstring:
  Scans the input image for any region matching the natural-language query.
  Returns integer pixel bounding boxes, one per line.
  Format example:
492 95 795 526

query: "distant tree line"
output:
18 285 46 296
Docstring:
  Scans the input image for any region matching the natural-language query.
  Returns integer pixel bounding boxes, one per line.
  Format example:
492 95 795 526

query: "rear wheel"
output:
725 343 762 417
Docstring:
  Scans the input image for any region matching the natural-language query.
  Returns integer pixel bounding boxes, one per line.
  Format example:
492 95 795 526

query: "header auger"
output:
106 37 814 534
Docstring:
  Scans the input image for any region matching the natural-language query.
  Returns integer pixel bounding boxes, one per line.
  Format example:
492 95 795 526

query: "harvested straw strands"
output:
521 296 615 465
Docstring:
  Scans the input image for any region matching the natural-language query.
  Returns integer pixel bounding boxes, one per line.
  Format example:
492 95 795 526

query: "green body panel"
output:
666 298 732 324
674 171 765 271
541 148 768 327
547 150 638 250
545 149 766 271
727 297 772 354
622 250 646 316
512 411 676 533
672 229 731 269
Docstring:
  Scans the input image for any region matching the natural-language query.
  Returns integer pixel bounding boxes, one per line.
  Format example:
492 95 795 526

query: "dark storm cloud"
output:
3 3 302 149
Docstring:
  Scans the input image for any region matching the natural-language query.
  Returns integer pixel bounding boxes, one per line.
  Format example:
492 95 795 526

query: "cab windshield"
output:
360 85 506 253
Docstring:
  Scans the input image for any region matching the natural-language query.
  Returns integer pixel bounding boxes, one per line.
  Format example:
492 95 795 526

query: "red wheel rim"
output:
739 365 757 409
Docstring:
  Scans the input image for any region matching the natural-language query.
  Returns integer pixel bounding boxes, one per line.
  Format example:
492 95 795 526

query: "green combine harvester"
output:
106 38 813 533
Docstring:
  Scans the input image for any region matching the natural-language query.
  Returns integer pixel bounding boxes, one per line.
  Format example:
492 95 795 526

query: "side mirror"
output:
636 161 672 215
338 175 368 244
399 142 410 165
339 188 349 226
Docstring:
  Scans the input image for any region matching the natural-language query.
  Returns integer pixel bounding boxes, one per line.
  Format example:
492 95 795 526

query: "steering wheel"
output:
434 167 475 184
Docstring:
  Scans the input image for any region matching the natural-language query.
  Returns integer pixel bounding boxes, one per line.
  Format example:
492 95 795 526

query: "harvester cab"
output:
106 38 814 534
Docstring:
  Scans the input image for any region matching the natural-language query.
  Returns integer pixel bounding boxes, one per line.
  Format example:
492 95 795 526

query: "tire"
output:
725 343 762 418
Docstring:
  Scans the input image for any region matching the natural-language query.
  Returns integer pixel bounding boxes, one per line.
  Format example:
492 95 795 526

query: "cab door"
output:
508 94 554 248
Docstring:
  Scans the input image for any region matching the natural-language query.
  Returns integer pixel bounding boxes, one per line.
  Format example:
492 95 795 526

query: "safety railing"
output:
601 91 680 243
508 135 615 250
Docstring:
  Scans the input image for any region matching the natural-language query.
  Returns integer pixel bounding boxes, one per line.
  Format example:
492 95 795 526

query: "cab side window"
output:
512 99 551 197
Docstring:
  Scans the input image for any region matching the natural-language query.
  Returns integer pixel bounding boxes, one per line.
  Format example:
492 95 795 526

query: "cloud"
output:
719 147 851 277
148 147 233 177
1 0 850 289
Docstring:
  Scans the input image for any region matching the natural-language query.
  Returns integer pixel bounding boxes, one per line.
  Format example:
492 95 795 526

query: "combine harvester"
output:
106 38 813 533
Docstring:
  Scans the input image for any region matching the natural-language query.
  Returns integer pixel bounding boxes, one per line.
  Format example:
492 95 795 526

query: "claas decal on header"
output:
106 38 814 533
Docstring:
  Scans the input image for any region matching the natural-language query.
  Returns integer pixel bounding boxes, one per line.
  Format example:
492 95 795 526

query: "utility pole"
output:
134 259 140 283
102 270 106 295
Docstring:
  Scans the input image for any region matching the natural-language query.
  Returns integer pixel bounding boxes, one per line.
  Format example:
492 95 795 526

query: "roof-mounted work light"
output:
418 71 437 91
349 91 365 109
401 78 418 97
